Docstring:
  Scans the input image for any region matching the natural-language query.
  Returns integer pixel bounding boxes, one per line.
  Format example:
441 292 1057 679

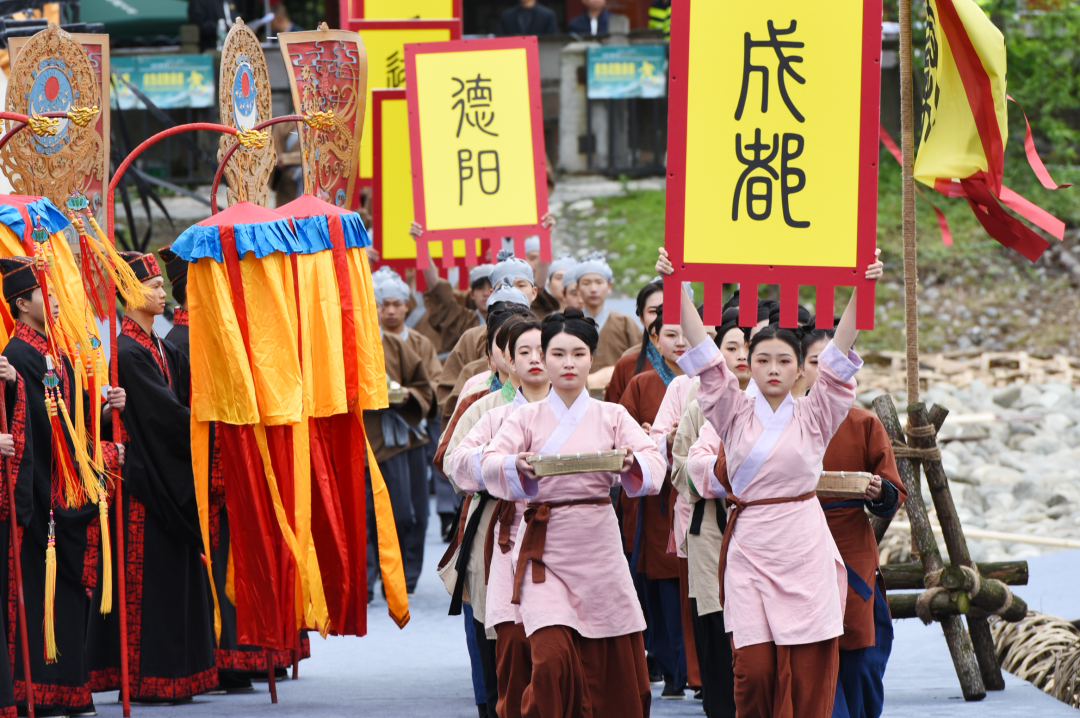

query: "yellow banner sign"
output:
349 20 459 184
405 38 549 265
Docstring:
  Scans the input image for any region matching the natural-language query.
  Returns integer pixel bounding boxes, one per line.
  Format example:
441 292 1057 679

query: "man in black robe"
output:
0 256 123 717
85 251 216 703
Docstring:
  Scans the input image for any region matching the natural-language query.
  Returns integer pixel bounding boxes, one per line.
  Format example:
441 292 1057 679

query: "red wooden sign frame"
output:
662 0 881 330
339 0 462 31
371 87 489 289
404 36 550 270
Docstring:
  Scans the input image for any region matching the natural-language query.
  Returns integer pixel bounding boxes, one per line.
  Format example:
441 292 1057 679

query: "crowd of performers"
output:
0 233 329 717
0 198 901 718
384 222 904 717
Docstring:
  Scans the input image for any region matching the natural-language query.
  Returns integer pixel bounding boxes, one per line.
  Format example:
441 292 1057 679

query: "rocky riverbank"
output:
870 378 1080 565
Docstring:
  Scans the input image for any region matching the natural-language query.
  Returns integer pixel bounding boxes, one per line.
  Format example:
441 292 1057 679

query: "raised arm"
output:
655 247 708 348
833 248 883 355
410 221 439 290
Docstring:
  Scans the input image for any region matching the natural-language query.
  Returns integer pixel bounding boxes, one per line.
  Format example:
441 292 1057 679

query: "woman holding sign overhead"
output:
481 309 665 718
655 247 883 718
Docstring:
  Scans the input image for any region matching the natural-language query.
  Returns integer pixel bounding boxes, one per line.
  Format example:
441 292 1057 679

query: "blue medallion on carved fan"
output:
25 58 77 155
232 54 259 132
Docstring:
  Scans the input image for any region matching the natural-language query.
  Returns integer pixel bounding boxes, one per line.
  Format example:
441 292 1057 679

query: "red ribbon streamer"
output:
1006 94 1073 191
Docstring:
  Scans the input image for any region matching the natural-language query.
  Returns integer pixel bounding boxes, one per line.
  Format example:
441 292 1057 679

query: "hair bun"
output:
562 307 585 320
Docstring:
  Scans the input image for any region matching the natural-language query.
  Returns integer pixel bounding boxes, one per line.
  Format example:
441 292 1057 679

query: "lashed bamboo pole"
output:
881 560 1028 591
909 403 1008 689
872 396 985 701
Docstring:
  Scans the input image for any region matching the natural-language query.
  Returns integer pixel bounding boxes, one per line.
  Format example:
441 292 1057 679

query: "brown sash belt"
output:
511 497 611 605
717 490 817 607
483 498 518 583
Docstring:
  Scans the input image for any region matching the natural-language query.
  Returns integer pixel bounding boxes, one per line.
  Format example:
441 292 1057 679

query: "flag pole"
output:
0 388 33 718
898 0 985 702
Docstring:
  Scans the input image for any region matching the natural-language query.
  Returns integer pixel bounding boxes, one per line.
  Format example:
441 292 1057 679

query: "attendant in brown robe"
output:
362 329 435 599
603 279 663 403
560 253 639 373
538 253 575 314
619 308 692 699
802 330 906 718
373 269 443 592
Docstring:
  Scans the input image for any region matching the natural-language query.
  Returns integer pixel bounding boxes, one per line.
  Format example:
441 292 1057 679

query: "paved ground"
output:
86 503 1079 716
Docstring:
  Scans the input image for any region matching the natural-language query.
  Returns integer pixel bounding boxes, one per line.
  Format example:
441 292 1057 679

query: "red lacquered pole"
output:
0 388 34 718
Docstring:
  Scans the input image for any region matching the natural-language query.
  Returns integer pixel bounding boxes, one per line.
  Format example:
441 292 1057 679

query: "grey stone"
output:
994 385 1022 408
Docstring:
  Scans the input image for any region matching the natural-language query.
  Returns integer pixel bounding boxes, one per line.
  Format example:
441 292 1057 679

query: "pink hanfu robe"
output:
676 339 859 650
648 374 696 557
444 390 530 629
481 387 666 639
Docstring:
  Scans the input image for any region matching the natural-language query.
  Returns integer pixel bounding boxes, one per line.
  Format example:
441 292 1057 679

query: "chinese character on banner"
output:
404 36 549 269
664 0 881 329
372 88 484 281
386 50 405 87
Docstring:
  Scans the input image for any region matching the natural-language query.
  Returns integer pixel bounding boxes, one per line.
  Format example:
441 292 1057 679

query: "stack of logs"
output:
870 397 1029 701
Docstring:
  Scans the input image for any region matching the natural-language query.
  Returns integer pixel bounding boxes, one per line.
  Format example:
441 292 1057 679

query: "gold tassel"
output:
44 512 58 663
98 481 112 615
82 214 154 309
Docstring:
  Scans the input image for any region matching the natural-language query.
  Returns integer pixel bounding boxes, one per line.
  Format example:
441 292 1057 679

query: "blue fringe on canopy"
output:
339 213 372 249
172 217 303 263
0 197 70 240
290 213 372 254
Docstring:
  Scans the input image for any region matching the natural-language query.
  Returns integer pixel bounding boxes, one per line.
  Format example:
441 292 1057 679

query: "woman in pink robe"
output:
482 308 666 718
657 248 883 718
444 321 549 718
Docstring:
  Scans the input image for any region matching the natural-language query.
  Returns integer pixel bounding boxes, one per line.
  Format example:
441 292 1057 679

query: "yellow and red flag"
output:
914 0 1070 261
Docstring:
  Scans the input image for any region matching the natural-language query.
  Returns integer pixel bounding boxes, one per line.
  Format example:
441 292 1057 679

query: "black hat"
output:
117 251 161 282
157 244 187 285
0 256 38 302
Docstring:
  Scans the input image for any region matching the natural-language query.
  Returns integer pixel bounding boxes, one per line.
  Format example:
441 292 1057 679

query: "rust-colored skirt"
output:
522 626 651 718
731 637 839 718
495 622 532 718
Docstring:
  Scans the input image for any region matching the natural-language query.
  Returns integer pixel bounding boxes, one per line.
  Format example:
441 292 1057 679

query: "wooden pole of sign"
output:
897 3 985 700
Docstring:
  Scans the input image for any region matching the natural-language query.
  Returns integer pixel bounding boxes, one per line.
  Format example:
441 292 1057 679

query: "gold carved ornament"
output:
1 24 104 208
296 51 359 204
217 19 276 207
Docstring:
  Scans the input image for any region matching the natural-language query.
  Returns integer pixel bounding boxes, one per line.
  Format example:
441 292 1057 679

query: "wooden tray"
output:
817 471 872 498
526 450 628 477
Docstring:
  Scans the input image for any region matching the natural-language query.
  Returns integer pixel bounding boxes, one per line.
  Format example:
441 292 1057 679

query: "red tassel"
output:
78 233 109 320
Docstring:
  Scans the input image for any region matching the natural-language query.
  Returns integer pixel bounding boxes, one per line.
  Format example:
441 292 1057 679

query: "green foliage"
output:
1003 5 1080 163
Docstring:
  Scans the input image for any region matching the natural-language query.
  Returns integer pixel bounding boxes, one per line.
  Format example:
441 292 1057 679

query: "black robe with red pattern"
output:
86 318 216 700
3 322 116 711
